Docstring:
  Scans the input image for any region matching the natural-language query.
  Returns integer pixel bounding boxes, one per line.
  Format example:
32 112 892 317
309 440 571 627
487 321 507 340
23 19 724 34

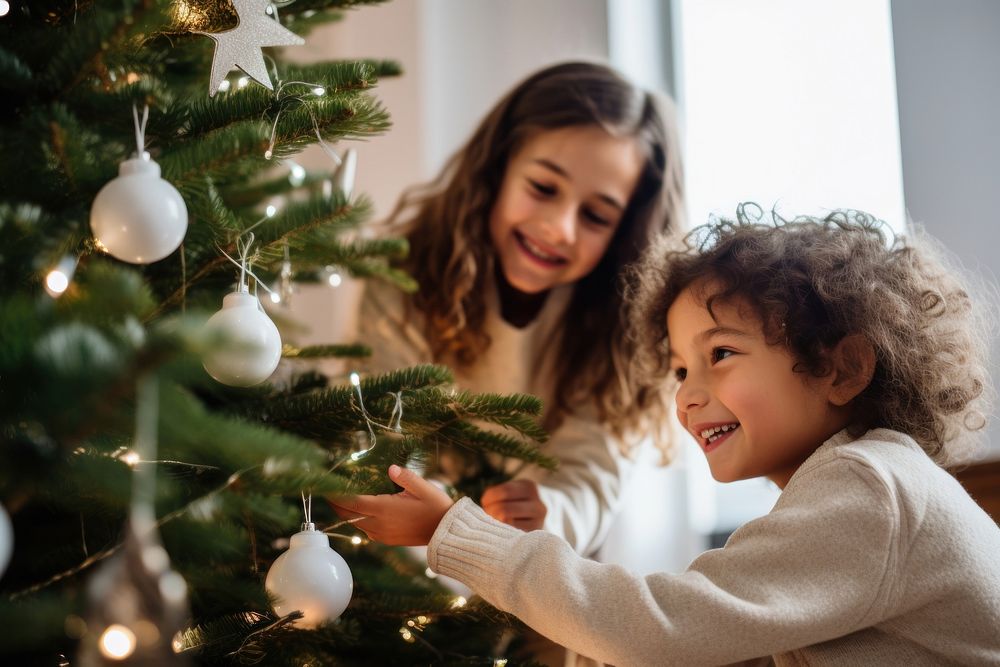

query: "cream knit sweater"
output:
358 279 633 556
427 429 1000 666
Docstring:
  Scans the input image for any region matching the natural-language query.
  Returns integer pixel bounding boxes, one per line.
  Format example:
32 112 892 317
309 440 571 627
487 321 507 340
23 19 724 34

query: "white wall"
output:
891 0 1000 460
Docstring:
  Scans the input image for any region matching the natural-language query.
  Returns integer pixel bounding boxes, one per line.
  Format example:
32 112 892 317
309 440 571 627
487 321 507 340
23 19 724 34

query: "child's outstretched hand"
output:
481 480 547 531
330 464 454 546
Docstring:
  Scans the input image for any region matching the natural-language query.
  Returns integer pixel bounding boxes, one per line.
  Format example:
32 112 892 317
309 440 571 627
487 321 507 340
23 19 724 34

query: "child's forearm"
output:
428 498 667 665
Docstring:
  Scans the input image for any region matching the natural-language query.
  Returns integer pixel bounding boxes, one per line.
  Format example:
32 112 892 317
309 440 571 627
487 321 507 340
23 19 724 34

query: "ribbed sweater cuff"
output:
427 497 518 587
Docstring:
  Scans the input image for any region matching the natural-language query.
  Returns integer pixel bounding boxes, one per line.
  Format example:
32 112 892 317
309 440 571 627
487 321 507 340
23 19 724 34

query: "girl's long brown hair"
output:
383 61 685 456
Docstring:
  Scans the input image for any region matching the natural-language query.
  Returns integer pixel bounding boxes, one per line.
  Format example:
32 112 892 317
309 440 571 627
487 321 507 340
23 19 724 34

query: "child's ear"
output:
827 334 876 406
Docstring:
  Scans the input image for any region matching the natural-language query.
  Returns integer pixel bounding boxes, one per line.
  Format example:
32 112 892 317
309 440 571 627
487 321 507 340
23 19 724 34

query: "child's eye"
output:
528 179 556 196
711 348 734 363
673 367 687 382
582 207 611 227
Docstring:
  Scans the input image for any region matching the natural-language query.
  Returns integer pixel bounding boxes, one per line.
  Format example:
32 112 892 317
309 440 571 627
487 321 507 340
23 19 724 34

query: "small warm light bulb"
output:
218 79 231 92
45 270 69 295
327 272 342 288
237 77 249 89
451 595 467 609
350 372 360 387
265 204 277 218
350 535 362 545
172 632 185 653
312 87 325 96
0 2 10 17
44 255 78 298
120 450 140 467
99 624 137 660
269 291 281 304
288 162 306 186
399 628 414 643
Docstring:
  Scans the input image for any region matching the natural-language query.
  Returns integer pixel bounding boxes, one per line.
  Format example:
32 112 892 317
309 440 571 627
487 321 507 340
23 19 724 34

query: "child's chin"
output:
707 467 744 484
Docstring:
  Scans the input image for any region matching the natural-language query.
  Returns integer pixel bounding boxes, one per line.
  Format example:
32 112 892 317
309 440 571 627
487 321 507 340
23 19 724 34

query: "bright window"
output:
611 0 907 538
676 0 906 234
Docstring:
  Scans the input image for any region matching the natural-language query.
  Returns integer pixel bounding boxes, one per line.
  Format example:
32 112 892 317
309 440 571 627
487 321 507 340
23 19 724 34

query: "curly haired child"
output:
336 205 1000 665
355 61 684 555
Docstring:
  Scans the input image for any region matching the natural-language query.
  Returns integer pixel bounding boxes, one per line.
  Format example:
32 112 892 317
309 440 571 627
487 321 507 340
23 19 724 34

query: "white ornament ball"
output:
265 525 353 628
203 291 282 387
90 154 188 264
0 501 12 580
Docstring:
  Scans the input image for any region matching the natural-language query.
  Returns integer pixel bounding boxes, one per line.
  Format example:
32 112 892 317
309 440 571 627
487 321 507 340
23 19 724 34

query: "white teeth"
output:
700 423 740 441
520 234 563 262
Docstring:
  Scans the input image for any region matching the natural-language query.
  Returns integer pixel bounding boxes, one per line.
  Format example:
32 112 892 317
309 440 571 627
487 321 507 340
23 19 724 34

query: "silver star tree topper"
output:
199 0 304 97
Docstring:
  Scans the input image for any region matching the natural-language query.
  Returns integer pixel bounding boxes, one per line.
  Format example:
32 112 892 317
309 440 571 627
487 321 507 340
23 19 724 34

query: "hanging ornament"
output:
203 225 282 387
265 494 353 629
77 376 189 666
90 106 188 264
203 289 282 387
332 148 357 199
197 0 304 97
268 242 294 306
0 501 12 580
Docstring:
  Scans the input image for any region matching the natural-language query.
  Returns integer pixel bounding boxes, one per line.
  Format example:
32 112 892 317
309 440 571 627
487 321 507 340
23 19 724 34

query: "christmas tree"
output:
0 1 553 664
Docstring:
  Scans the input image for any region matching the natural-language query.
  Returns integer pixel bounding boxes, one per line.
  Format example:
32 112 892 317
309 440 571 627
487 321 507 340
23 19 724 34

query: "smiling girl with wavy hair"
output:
356 61 685 558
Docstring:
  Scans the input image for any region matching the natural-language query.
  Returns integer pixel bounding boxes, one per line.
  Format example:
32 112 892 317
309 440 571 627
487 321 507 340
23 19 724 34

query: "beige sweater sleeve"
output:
428 459 898 666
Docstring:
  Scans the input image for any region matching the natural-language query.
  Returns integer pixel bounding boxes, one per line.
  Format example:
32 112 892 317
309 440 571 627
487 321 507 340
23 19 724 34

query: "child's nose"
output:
675 377 709 412
541 203 577 245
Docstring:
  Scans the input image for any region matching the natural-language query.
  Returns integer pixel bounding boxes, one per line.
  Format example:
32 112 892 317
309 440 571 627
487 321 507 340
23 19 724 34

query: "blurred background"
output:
281 0 1000 573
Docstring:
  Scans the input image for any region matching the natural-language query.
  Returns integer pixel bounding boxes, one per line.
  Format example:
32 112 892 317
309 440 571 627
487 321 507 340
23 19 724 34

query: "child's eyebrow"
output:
665 326 752 362
532 159 626 211
698 326 753 343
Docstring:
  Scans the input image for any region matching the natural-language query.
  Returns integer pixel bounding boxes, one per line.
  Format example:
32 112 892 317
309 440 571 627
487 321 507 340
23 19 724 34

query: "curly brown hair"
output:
381 61 685 450
625 203 995 466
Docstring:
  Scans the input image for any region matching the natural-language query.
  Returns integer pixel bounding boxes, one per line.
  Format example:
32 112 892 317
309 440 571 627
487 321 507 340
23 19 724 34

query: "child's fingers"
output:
483 498 546 526
482 499 544 520
387 464 436 498
482 479 541 505
329 495 380 517
481 480 546 531
328 502 366 521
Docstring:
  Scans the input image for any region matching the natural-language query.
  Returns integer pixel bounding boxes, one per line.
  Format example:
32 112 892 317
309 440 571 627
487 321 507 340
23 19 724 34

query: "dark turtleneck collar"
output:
495 264 550 328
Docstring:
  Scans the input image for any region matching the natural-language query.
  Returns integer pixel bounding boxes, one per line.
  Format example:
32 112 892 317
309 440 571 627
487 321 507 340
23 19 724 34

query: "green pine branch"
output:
283 343 372 359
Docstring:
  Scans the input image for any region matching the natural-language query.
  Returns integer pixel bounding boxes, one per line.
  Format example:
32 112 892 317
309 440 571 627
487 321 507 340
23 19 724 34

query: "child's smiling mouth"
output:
698 422 741 452
514 230 567 266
